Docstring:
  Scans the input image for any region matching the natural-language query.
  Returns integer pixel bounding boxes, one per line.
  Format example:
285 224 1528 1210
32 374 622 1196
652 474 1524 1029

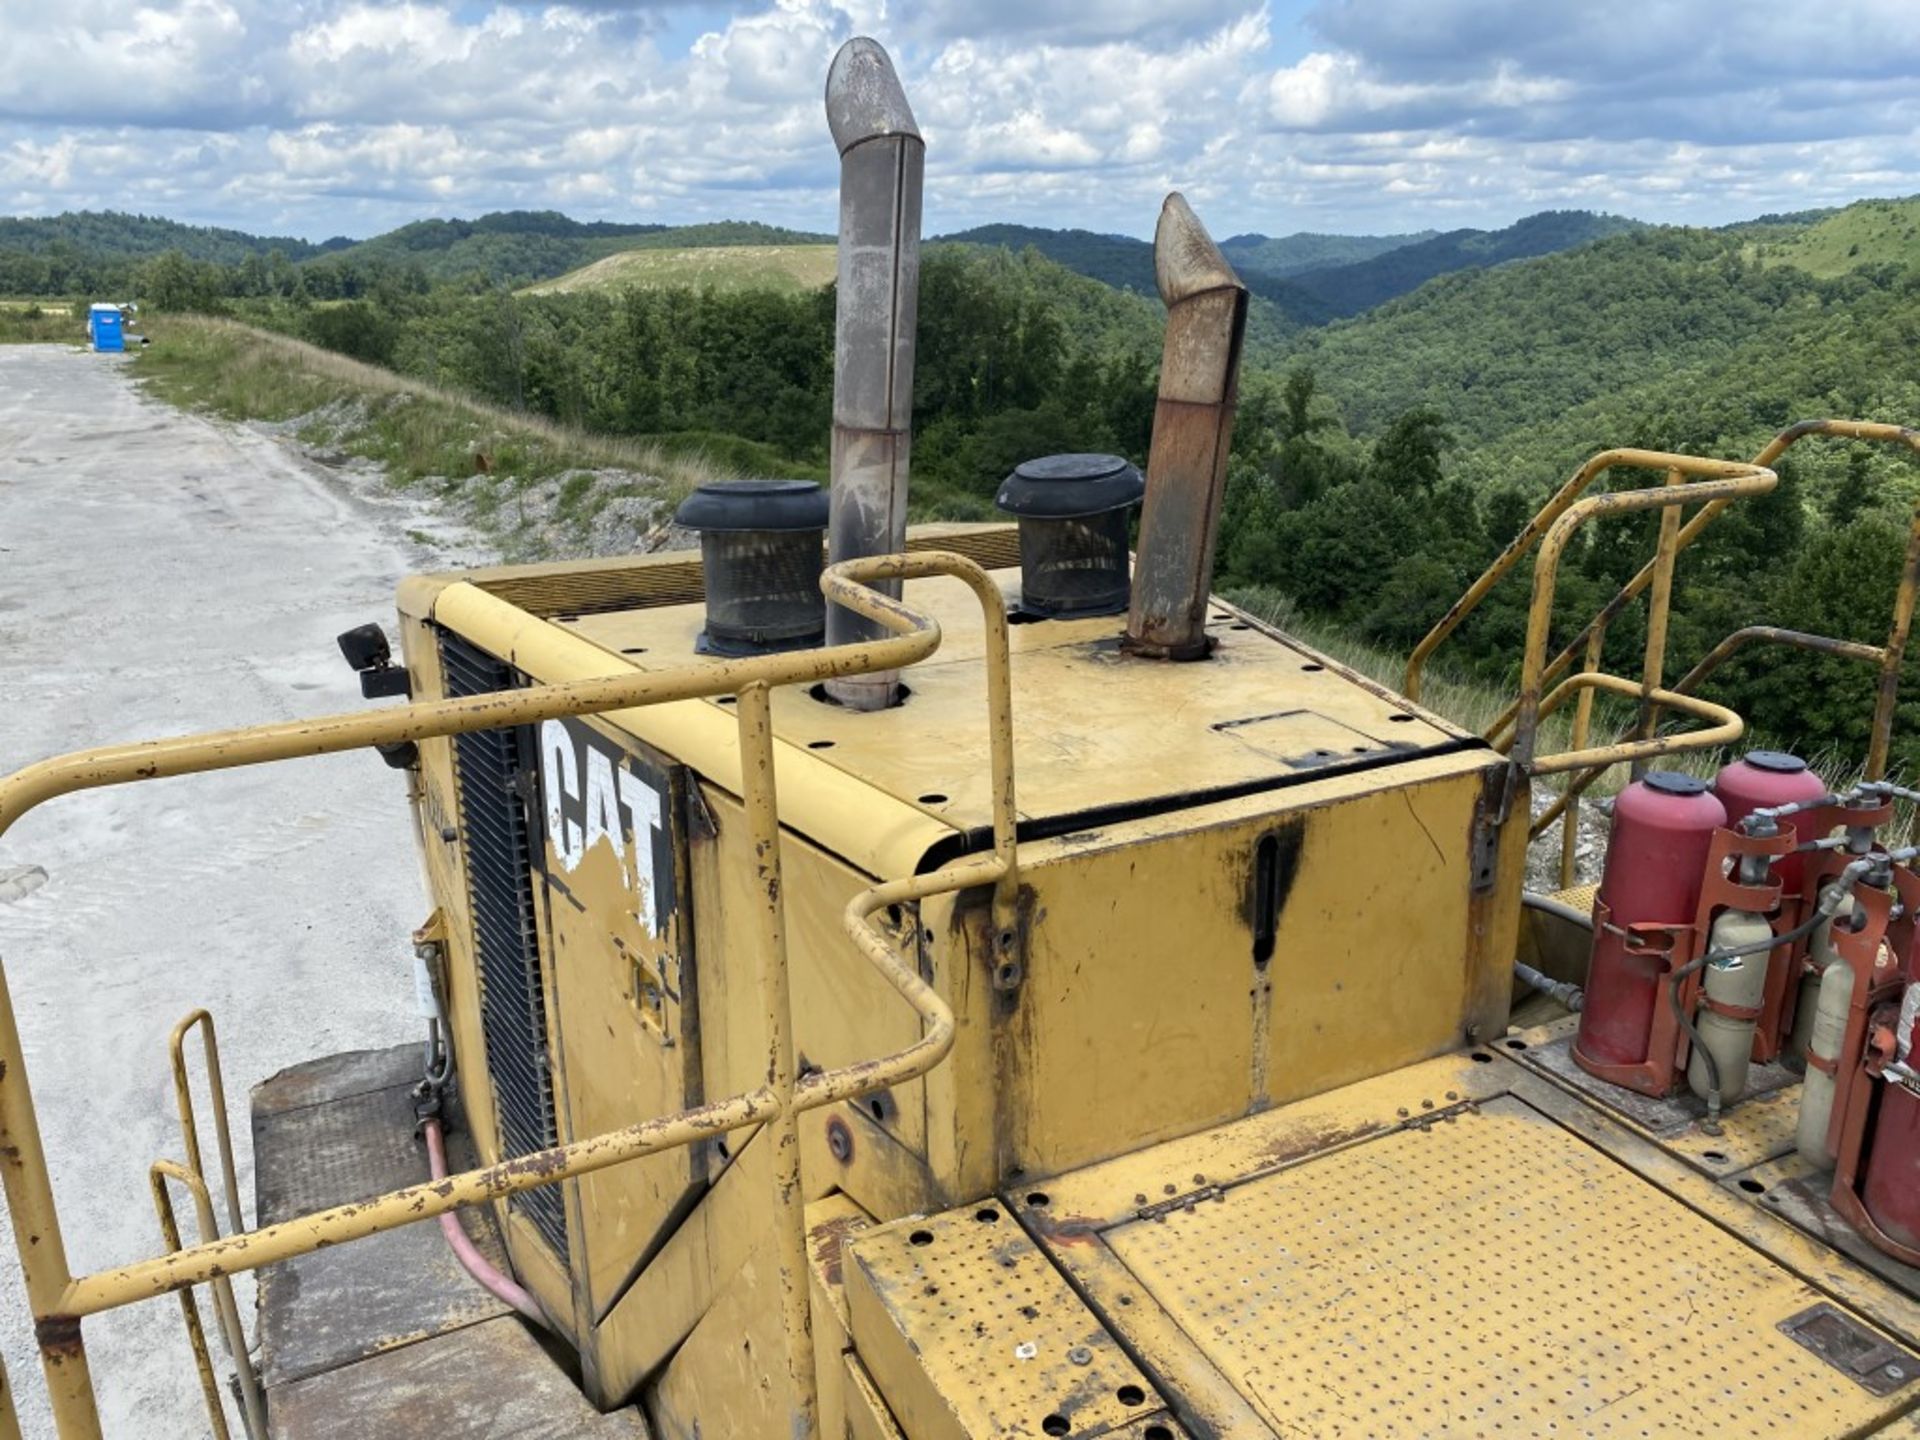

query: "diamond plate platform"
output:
254 1047 513 1389
846 1197 1187 1439
254 1045 649 1437
1014 1050 1920 1440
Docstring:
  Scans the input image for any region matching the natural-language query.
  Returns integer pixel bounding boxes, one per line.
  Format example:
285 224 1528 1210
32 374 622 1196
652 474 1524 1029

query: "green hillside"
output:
1286 211 1643 318
309 213 832 287
1220 229 1435 279
934 224 1157 292
1283 203 1920 489
1758 196 1920 278
528 244 838 295
0 211 341 263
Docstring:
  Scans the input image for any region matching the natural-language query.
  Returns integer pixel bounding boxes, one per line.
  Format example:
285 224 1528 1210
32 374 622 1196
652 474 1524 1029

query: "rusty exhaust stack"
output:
822 37 923 710
1123 193 1250 660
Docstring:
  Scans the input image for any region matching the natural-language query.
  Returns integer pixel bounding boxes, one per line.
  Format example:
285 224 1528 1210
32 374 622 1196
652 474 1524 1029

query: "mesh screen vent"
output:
438 631 569 1261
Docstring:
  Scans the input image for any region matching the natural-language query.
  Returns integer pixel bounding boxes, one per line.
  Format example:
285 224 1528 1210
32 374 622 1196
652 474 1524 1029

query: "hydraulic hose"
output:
1514 892 1593 1011
1674 891 1851 1131
1521 890 1595 932
1515 960 1585 1011
422 1117 549 1329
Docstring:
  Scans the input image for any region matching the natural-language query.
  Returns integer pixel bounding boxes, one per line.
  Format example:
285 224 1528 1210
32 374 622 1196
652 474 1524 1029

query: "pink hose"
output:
423 1117 549 1328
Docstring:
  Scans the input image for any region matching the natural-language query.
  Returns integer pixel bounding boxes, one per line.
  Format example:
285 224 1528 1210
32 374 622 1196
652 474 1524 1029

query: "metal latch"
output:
1132 1184 1225 1222
1777 1303 1919 1396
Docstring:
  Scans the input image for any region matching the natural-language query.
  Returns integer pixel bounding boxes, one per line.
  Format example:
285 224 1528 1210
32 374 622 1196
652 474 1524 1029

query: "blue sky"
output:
2 0 1916 242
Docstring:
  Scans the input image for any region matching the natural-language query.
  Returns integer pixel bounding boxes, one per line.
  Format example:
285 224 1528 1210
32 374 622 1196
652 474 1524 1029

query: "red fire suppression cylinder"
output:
1712 750 1828 893
1576 771 1727 1069
1862 988 1920 1252
1862 1081 1920 1251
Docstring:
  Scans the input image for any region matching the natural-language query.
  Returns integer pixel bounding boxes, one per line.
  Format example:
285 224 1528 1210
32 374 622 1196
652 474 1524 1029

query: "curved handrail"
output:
1404 449 1766 701
1522 674 1743 776
1509 465 1777 769
1527 627 1884 845
1484 420 1920 754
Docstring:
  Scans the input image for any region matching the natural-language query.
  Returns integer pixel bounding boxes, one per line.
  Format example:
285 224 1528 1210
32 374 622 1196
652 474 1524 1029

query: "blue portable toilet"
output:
88 304 125 353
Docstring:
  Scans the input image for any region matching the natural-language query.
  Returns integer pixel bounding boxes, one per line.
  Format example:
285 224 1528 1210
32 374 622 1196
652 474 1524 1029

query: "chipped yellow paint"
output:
843 1354 907 1440
845 1201 1177 1440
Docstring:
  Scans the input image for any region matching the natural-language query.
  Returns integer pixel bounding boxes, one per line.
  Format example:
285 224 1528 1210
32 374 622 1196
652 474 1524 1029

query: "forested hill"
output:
1219 229 1435 278
1279 203 1920 491
0 211 346 264
314 214 834 287
935 210 1637 325
934 225 1158 293
1281 210 1643 319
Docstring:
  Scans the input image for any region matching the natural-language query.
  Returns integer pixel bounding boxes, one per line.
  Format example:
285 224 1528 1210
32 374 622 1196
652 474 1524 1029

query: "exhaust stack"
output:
823 37 923 710
1123 194 1250 660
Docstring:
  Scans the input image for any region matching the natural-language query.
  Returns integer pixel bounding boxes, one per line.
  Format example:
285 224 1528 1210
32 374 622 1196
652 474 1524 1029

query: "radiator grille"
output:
439 632 570 1261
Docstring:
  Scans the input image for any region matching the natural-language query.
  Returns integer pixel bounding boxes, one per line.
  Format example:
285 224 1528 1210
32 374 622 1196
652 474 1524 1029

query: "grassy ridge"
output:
1758 197 1920 278
529 244 837 296
0 301 88 344
130 315 735 559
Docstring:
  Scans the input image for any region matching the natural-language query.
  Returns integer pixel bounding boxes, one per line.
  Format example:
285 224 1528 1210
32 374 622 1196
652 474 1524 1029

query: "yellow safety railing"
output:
1407 450 1779 773
1407 423 1920 888
1444 423 1920 886
0 550 1019 1440
162 1012 263 1438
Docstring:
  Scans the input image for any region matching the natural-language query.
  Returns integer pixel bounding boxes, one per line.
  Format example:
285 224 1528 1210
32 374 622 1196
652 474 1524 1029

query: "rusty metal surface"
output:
845 1201 1184 1440
1777 1302 1920 1396
252 1047 513 1389
1500 1017 1800 1151
252 1046 423 1117
823 38 923 707
266 1316 651 1439
1726 1153 1920 1305
1124 195 1248 661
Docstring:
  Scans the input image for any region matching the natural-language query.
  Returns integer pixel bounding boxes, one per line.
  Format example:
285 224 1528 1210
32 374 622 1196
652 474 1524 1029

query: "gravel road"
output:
0 345 470 1437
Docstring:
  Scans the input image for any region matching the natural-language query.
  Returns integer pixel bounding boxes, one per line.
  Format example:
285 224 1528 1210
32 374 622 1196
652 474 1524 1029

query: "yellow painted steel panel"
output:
556 572 1463 837
845 1354 908 1440
845 1202 1179 1440
1103 1095 1910 1438
1000 760 1514 1177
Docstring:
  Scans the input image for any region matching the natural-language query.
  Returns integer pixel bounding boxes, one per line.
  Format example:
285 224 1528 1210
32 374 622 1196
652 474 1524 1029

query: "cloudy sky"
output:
3 0 1917 242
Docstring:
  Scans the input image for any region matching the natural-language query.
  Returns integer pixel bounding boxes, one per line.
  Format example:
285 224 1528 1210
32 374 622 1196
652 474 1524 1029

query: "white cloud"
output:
0 0 1916 240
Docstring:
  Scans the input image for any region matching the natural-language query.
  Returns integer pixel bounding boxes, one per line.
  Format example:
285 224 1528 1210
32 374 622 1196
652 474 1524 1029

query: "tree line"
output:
14 225 1920 771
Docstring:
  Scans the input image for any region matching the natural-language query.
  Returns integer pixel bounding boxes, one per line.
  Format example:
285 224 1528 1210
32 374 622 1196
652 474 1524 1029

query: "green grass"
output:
132 314 726 496
1761 196 1920 278
527 244 837 296
0 301 89 344
129 315 734 561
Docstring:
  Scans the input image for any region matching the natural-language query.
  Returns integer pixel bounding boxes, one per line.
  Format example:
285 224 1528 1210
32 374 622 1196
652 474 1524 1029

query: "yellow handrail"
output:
1480 421 1920 771
1405 448 1765 702
1496 457 1778 771
1483 422 1920 886
149 1161 261 1440
0 550 1020 1440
